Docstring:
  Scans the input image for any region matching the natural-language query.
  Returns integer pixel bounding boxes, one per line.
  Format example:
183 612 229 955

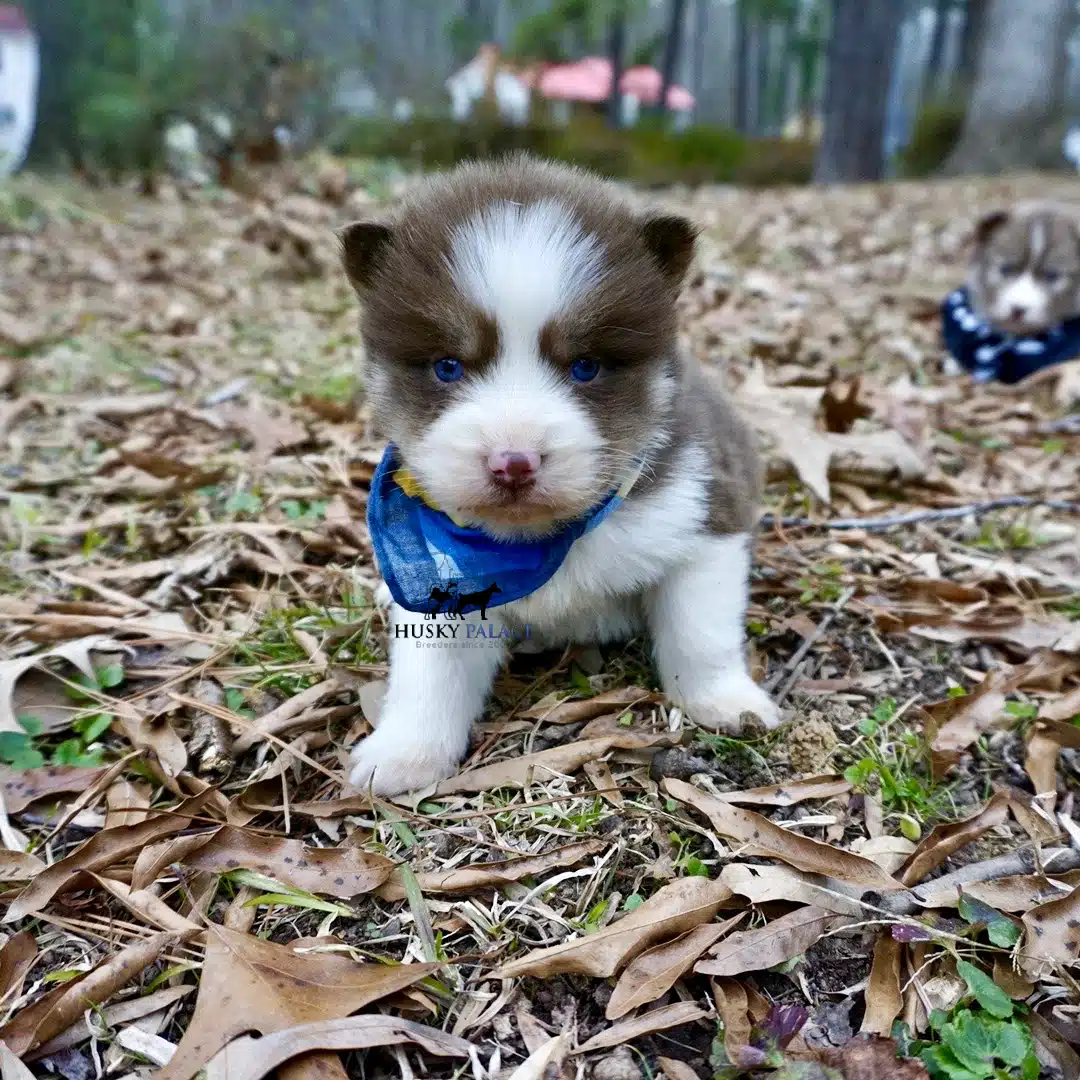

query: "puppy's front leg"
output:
647 532 780 734
348 603 506 795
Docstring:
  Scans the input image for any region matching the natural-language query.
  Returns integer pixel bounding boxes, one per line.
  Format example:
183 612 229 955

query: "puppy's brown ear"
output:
973 210 1009 247
340 221 394 291
641 214 699 285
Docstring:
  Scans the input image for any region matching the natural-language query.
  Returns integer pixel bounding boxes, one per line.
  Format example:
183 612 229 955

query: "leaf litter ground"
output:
1 164 1080 1080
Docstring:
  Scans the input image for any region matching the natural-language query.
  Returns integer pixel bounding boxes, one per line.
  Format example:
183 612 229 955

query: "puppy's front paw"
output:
681 673 781 735
347 724 461 796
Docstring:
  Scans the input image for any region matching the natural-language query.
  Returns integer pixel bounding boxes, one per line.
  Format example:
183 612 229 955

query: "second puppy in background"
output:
969 202 1080 336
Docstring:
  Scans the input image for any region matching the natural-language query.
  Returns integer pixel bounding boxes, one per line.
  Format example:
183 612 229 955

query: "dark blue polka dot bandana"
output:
942 287 1080 385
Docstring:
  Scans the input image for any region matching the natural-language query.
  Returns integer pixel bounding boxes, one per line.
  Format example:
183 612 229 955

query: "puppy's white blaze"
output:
996 272 1049 322
449 199 605 357
1030 219 1048 261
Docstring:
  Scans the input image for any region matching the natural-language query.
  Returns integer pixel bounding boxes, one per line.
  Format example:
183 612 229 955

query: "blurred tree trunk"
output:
921 0 950 103
692 0 708 108
734 0 751 132
813 0 903 183
657 0 688 116
606 0 626 128
944 0 1073 173
954 0 987 92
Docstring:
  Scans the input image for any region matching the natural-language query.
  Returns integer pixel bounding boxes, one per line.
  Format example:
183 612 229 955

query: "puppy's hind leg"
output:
646 532 779 734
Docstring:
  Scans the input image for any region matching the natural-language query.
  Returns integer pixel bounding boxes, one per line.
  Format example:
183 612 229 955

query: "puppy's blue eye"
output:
570 357 600 383
433 357 464 383
999 263 1020 277
1040 268 1063 284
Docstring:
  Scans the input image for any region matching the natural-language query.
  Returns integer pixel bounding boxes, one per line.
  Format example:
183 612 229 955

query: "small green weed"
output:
795 562 846 605
911 960 1038 1079
843 698 952 831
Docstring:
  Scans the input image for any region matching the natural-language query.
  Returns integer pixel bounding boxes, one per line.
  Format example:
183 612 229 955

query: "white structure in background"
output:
0 5 38 177
1063 127 1080 171
446 44 532 125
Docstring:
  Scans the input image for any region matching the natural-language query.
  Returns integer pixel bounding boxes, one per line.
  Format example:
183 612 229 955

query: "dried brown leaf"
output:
4 791 214 922
0 1038 35 1080
924 669 1024 770
711 978 753 1059
1041 685 1080 722
695 907 851 978
377 840 604 901
663 778 902 890
200 1017 473 1080
0 932 37 1004
816 1035 930 1080
0 765 109 814
898 793 1009 887
861 936 903 1035
437 732 677 796
707 776 852 807
575 1002 710 1054
159 928 437 1080
519 687 660 724
0 929 192 1055
718 863 861 915
0 851 45 883
1020 883 1080 980
495 876 732 980
181 825 394 898
607 914 745 1019
508 1033 573 1080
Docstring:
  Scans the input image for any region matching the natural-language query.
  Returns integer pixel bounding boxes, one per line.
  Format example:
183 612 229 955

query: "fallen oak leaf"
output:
860 936 903 1035
898 793 1009 887
0 929 193 1056
0 765 110 814
0 635 124 734
180 826 394 898
0 931 37 1004
815 1035 930 1080
711 978 753 1060
718 863 861 915
606 913 746 1019
0 851 45 884
576 1002 711 1055
1041 684 1080 722
507 1033 573 1080
663 778 903 891
494 876 732 980
923 668 1027 774
158 927 438 1080
377 839 605 901
705 776 852 808
1020 883 1080 981
4 790 215 922
200 1016 473 1080
519 686 661 724
695 907 852 978
940 871 1080 913
436 731 679 796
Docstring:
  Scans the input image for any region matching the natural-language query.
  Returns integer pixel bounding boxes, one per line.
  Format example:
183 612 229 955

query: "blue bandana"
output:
942 287 1080 385
366 444 641 617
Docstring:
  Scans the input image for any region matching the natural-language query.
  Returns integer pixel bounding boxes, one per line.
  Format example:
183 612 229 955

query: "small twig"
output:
767 586 857 703
879 844 1080 915
761 496 1080 533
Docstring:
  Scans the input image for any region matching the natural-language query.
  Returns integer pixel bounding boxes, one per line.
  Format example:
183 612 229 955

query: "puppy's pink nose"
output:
487 449 540 490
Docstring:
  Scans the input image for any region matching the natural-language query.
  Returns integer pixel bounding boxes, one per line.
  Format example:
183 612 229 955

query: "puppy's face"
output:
970 205 1080 335
342 158 695 537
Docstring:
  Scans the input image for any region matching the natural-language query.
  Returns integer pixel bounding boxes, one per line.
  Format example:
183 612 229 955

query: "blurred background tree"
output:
14 0 1080 188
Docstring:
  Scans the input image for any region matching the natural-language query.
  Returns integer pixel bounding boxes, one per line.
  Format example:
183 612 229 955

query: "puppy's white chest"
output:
503 446 711 645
